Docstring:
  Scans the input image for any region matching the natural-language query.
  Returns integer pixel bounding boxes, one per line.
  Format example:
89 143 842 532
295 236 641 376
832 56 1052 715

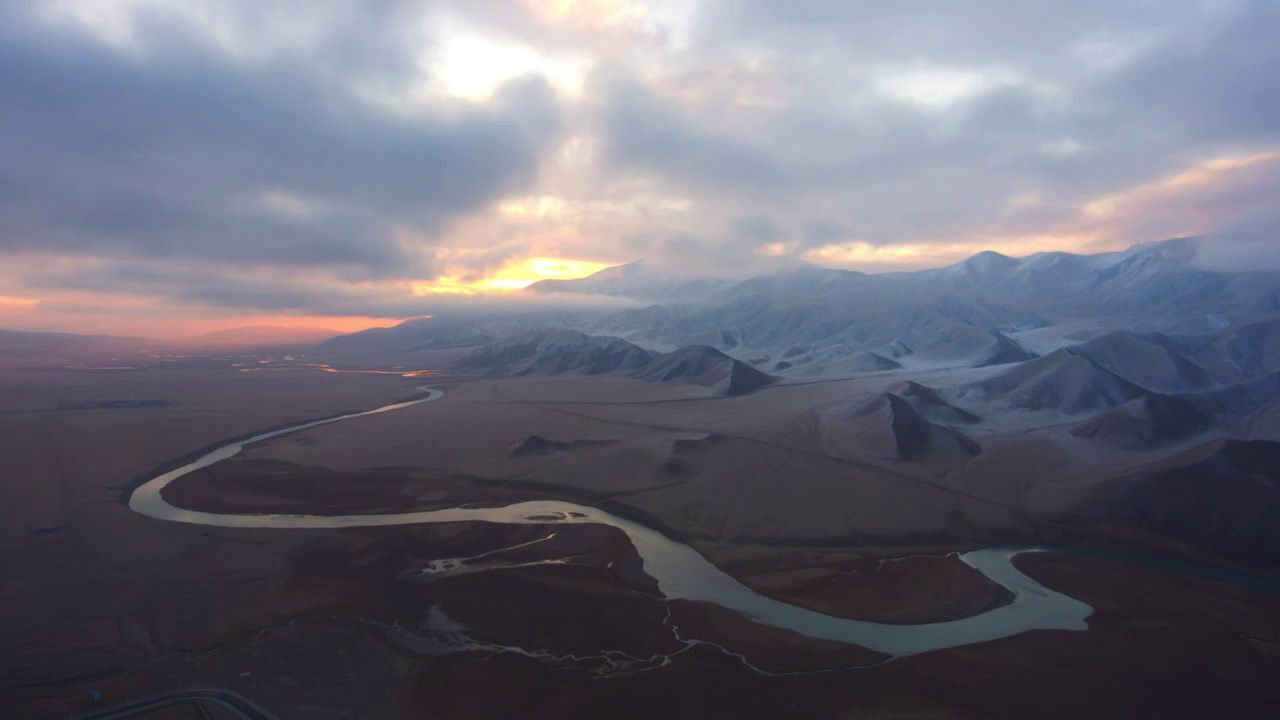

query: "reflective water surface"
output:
130 386 1092 656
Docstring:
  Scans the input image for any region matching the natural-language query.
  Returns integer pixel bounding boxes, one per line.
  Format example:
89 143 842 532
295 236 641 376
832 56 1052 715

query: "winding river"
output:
129 385 1092 657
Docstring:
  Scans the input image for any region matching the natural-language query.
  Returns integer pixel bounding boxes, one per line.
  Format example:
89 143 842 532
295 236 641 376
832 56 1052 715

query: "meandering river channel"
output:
129 385 1092 657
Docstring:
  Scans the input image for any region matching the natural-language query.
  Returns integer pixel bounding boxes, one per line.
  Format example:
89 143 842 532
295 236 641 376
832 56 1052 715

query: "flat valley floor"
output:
4 356 1280 719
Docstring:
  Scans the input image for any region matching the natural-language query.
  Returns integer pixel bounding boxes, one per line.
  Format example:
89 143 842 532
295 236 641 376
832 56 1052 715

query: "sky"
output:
2 0 1279 336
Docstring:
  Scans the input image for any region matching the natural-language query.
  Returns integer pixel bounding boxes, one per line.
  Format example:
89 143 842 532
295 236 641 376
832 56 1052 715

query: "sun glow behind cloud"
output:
526 0 646 29
499 195 570 220
0 295 40 311
415 256 611 294
872 66 1009 109
428 23 588 100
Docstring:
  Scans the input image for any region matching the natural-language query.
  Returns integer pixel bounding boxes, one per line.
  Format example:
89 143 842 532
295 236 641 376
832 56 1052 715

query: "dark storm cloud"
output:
0 2 562 277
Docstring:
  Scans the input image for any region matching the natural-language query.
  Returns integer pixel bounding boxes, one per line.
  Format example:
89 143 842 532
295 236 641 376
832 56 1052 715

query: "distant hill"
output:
628 345 778 396
518 237 1280 375
957 348 1147 414
907 326 1038 368
320 317 498 354
1068 330 1214 393
1179 316 1280 384
889 381 983 425
316 236 1280 384
456 329 657 377
528 261 730 302
455 333 778 396
508 435 614 457
956 322 1280 448
1088 439 1280 568
782 350 903 375
820 391 981 463
1071 393 1213 450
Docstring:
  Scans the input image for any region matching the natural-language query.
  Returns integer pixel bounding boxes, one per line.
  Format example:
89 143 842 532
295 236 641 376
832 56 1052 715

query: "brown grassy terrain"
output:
5 360 1280 718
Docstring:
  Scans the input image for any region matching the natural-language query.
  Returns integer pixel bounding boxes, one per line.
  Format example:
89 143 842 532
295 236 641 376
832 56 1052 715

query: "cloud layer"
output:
1 0 1278 332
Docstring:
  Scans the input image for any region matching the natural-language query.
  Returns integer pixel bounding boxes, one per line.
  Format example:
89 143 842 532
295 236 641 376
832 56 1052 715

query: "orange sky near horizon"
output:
0 256 616 338
2 150 1276 339
0 307 406 340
